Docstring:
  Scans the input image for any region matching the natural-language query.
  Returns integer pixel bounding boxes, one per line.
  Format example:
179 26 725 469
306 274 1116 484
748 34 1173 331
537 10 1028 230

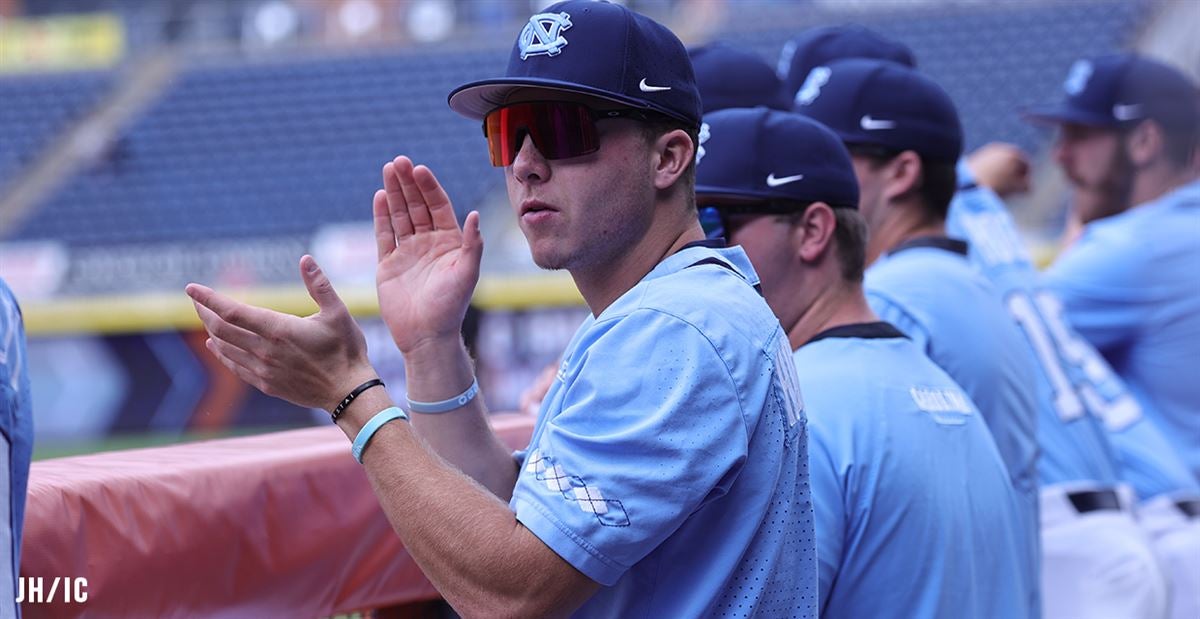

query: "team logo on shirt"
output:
910 387 973 425
774 333 803 429
519 12 572 60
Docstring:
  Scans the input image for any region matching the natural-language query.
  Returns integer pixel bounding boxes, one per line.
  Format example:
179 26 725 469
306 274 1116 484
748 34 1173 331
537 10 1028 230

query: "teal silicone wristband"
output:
407 377 480 414
352 406 408 464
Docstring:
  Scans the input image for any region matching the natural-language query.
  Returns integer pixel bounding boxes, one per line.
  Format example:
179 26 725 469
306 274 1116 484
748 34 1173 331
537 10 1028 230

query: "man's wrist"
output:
333 387 396 438
396 333 465 364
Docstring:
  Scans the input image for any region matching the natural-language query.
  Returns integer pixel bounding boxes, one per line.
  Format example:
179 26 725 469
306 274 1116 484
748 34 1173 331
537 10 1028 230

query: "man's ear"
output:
795 203 837 264
1124 120 1164 167
881 150 923 203
653 129 694 191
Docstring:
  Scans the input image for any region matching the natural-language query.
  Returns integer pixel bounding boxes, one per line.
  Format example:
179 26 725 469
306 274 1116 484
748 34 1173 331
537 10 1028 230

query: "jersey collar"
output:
807 321 908 344
888 235 969 257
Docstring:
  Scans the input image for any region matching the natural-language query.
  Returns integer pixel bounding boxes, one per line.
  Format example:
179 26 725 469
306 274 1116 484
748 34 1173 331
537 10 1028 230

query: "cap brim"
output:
448 77 695 125
1020 102 1117 127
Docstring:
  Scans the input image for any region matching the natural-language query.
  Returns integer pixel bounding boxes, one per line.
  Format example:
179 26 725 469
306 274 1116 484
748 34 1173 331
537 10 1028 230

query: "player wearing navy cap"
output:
1029 54 1200 477
1026 53 1200 619
696 107 1029 618
188 1 814 616
777 24 915 108
949 169 1171 619
791 58 1045 616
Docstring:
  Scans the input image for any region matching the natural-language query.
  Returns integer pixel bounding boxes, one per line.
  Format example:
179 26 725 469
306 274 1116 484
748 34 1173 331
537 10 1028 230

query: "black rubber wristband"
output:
331 378 385 422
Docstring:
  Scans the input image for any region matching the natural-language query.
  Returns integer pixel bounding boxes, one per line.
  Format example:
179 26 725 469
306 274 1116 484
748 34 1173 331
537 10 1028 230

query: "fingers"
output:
462 210 484 261
374 190 396 260
382 161 415 240
413 164 459 231
299 255 348 315
186 283 278 334
193 299 262 352
390 156 434 233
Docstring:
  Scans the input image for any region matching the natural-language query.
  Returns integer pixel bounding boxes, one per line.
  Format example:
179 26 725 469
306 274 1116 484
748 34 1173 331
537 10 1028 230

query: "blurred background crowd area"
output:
0 0 1195 457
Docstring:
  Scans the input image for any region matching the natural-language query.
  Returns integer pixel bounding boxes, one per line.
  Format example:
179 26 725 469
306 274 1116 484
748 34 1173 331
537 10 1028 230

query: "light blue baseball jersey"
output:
950 177 1199 500
797 322 1029 619
1046 179 1200 483
512 243 815 618
865 239 1041 616
948 182 1120 487
0 278 32 619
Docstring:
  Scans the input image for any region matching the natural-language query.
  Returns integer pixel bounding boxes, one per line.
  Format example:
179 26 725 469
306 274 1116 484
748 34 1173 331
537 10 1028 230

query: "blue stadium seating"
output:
0 70 112 197
2 0 1146 249
7 49 504 246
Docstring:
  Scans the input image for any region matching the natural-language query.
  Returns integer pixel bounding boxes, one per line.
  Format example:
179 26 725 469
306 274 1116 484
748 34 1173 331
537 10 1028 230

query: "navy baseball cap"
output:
689 41 789 113
1023 53 1199 132
792 58 963 163
778 25 915 105
448 0 701 128
696 107 859 209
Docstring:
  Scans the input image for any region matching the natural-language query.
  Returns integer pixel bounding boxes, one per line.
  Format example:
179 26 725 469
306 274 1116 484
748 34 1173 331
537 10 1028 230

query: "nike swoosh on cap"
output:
766 173 805 187
1112 103 1143 121
639 78 671 92
860 115 896 131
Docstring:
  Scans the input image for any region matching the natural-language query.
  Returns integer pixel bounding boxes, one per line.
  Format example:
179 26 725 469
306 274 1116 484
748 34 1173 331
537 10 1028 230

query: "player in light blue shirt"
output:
950 168 1172 618
514 242 811 616
0 278 32 619
187 3 817 616
951 161 1200 501
1026 53 1200 618
696 106 1029 618
792 59 1043 616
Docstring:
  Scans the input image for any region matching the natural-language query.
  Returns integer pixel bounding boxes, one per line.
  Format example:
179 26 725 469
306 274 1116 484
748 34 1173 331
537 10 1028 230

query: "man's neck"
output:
571 214 705 317
1130 164 1198 209
784 279 878 352
867 208 947 265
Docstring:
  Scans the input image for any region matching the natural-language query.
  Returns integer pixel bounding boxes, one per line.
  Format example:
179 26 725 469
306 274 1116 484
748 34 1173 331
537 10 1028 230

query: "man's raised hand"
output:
374 156 483 355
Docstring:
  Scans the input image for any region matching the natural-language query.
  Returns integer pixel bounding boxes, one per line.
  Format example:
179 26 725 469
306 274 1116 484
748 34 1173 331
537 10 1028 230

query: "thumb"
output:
299 255 347 314
463 211 485 266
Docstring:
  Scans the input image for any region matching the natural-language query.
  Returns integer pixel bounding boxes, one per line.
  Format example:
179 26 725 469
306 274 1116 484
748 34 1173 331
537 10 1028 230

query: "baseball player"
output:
1024 53 1200 619
0 278 32 619
792 58 1043 616
189 1 816 616
950 172 1170 619
696 106 1030 618
1029 53 1200 482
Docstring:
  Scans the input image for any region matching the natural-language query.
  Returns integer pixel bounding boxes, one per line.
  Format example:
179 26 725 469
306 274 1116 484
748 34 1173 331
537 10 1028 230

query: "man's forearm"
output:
335 394 594 617
399 336 520 500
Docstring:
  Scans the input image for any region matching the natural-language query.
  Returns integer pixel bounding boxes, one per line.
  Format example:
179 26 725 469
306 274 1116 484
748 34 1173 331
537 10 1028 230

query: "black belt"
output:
1177 498 1200 518
1067 489 1121 513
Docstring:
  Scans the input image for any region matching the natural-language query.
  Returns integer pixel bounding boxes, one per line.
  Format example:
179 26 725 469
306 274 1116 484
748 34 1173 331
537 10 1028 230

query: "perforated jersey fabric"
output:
511 245 816 617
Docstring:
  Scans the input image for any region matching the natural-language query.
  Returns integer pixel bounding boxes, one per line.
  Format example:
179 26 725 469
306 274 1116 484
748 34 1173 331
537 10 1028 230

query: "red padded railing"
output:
20 414 536 618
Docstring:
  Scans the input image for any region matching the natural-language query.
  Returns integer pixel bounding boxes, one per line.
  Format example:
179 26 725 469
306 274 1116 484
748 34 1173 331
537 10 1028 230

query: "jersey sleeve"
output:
1044 236 1151 353
511 309 749 586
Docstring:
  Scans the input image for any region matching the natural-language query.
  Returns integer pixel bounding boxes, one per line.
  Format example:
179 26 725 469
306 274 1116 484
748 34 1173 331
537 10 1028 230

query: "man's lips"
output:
520 200 559 216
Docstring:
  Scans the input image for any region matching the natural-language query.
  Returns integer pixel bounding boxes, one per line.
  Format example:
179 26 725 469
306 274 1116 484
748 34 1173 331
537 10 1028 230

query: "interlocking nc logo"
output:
1064 59 1093 96
696 122 711 165
519 12 572 60
795 66 831 106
